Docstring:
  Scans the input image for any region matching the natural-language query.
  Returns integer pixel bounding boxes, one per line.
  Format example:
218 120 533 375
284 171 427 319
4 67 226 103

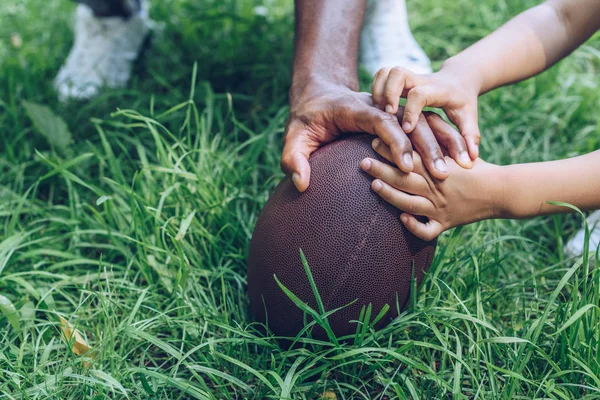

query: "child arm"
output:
502 150 600 219
360 139 600 240
372 0 600 159
444 0 600 95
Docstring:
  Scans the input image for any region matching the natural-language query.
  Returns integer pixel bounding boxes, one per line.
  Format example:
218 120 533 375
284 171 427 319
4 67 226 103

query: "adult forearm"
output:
442 0 600 95
291 0 366 102
498 151 600 219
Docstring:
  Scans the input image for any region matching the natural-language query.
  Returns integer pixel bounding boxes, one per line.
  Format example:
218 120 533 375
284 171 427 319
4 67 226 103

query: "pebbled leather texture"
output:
248 134 436 339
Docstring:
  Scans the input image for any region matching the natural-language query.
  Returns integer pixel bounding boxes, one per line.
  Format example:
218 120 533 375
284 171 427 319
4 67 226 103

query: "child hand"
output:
372 65 481 159
360 138 502 240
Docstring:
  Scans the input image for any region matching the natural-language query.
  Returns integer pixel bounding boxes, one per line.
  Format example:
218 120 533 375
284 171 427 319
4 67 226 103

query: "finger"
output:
402 85 443 133
400 213 444 241
371 137 394 163
424 112 471 168
411 151 427 175
405 113 449 180
371 179 434 215
382 66 409 115
456 110 481 160
372 67 391 111
349 107 414 173
280 128 316 192
372 138 427 175
360 158 429 195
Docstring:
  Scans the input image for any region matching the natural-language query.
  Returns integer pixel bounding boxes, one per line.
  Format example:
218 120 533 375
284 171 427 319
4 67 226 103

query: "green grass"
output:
1 0 600 398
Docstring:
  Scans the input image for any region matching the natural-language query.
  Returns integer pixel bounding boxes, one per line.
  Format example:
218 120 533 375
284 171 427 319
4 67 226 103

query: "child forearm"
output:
362 141 600 240
442 0 600 95
498 151 600 219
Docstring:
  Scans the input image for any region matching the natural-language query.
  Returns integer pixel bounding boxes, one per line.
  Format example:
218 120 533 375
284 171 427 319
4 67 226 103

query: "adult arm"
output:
283 0 471 192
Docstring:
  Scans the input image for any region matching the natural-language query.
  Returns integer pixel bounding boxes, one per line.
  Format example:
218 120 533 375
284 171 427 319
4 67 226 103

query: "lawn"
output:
1 0 600 398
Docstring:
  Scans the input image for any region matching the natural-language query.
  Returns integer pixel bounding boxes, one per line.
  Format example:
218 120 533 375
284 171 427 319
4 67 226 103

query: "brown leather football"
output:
247 134 436 338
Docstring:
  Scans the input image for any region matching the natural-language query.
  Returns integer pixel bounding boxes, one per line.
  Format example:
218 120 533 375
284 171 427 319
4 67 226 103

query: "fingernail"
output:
385 104 394 114
435 159 448 173
292 172 300 186
360 158 372 171
459 151 471 165
372 180 383 191
402 122 411 131
403 153 413 170
372 138 381 149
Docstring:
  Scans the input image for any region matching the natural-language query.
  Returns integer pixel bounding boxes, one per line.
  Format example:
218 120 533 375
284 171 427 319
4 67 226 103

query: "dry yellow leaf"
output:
10 33 23 48
322 390 337 400
59 316 92 356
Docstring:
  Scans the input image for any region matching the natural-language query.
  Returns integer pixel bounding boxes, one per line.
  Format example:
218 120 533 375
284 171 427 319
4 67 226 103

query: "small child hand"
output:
372 66 481 159
360 138 502 240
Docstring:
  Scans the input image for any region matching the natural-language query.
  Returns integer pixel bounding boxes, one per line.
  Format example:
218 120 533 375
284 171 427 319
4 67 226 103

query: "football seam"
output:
322 208 380 312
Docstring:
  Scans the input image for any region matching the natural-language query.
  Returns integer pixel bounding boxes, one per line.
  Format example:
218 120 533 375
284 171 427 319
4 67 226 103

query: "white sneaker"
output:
564 210 600 258
54 3 149 101
360 0 432 76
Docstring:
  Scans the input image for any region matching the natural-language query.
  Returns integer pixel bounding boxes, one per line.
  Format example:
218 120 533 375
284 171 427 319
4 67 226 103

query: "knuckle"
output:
371 81 380 94
284 118 304 134
280 152 293 168
413 136 440 158
409 201 420 215
450 134 466 148
421 150 437 165
410 87 422 97
374 112 397 126
410 88 426 102
302 103 322 120
389 66 405 77
427 138 443 154
389 139 411 154
280 159 291 173
384 90 398 100
423 111 441 123
403 106 419 118
450 139 467 152
375 67 391 78
392 174 407 189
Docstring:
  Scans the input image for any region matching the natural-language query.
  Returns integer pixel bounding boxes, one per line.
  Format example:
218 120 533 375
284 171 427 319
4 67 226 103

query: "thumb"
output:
455 109 481 160
281 130 314 192
400 213 444 241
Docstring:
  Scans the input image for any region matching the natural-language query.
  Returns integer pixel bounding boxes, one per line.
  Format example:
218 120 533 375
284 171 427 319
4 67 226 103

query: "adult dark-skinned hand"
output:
285 0 472 192
283 80 472 192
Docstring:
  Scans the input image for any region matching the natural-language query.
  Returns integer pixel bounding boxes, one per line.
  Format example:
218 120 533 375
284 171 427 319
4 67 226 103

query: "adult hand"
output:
282 80 472 192
372 64 481 160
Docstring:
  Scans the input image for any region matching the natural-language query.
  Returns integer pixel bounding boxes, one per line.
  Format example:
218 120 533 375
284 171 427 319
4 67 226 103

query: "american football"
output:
248 134 437 338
